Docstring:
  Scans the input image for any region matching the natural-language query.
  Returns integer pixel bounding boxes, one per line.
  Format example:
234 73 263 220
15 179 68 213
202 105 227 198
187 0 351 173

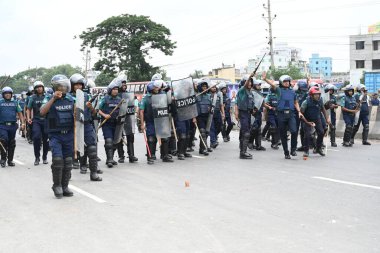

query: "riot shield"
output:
152 93 171 138
252 90 264 110
320 88 330 105
113 99 128 144
206 93 217 133
75 90 85 156
171 77 198 121
123 92 136 136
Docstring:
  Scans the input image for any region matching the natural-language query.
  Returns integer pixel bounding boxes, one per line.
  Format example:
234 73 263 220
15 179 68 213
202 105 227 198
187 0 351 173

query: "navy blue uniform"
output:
301 97 325 152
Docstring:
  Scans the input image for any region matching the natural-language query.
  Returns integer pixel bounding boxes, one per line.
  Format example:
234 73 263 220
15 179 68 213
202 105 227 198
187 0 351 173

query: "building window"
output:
356 60 365 69
356 41 365 50
325 61 327 64
316 67 319 71
373 59 380 70
325 67 327 70
316 61 319 64
374 41 379 51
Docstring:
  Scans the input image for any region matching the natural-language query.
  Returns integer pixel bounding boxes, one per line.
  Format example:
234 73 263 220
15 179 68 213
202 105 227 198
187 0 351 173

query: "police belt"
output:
277 110 293 114
0 122 16 126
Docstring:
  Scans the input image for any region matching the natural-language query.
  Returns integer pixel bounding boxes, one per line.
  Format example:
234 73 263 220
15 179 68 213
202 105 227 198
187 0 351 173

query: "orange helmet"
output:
309 86 321 96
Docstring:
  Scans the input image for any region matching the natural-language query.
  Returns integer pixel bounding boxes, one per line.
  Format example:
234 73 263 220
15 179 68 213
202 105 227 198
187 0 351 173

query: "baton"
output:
97 99 125 132
171 118 178 142
194 122 208 149
143 129 152 158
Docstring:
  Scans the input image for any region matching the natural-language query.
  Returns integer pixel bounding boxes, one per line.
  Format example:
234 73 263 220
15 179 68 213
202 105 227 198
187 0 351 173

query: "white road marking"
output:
313 177 380 190
13 159 25 165
326 149 340 152
192 155 205 159
70 184 107 203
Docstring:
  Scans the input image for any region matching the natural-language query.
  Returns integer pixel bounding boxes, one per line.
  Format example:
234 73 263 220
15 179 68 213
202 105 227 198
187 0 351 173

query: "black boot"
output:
184 136 192 158
343 126 353 147
255 130 266 151
270 127 279 150
240 132 253 159
147 136 156 165
88 145 102 182
169 134 177 156
7 140 16 166
51 157 64 199
177 138 185 160
0 139 6 167
330 126 337 147
62 157 74 197
248 127 256 150
126 135 138 163
104 138 115 168
187 134 194 152
361 124 371 145
79 148 88 174
117 141 125 163
34 158 40 166
199 129 209 156
161 139 174 163
350 124 359 145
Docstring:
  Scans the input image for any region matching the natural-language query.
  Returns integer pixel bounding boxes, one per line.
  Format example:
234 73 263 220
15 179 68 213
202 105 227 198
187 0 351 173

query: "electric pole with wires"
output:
262 0 277 70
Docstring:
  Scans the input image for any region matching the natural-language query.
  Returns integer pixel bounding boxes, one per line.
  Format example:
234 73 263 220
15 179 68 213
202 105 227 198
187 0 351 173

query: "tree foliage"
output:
79 14 176 82
267 65 305 80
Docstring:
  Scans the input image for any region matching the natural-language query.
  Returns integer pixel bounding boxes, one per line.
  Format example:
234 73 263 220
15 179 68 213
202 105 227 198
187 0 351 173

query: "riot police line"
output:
0 71 375 199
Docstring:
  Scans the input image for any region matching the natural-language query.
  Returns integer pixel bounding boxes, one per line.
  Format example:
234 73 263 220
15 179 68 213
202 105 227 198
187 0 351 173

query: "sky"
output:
0 0 379 79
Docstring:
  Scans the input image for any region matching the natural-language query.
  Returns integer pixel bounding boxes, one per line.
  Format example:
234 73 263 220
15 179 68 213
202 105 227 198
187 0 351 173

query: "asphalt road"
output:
0 131 379 253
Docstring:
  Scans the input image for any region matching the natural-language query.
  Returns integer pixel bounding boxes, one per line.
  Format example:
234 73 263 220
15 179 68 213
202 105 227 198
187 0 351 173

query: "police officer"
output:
262 72 303 159
26 81 49 165
25 86 34 144
219 82 233 142
324 84 339 147
139 80 174 164
264 86 280 149
351 84 371 145
40 75 74 199
0 87 25 167
294 80 309 152
248 79 266 151
341 84 359 147
98 81 122 168
209 84 225 149
300 87 330 157
117 79 138 163
235 75 255 159
196 79 212 156
70 74 102 181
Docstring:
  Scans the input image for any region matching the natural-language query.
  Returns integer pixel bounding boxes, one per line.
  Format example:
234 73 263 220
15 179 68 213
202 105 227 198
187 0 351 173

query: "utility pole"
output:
83 49 91 78
263 0 276 70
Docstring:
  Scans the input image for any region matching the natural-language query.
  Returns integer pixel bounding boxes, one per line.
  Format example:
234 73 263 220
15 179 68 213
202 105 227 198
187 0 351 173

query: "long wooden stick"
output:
97 98 125 132
143 129 152 158
171 118 178 142
194 122 207 149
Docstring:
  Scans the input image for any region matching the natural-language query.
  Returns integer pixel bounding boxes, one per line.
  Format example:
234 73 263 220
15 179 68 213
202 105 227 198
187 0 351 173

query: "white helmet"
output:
33 81 44 89
151 73 163 81
153 80 165 89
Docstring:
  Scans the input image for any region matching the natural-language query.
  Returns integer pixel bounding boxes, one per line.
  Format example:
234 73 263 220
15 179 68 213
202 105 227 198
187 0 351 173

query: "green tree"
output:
94 72 114 87
267 65 304 80
79 14 176 82
41 64 82 85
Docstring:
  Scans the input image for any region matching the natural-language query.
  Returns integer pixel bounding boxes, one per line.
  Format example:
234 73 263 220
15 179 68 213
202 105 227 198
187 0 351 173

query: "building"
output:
349 32 380 85
208 63 236 83
248 43 303 73
308 54 332 79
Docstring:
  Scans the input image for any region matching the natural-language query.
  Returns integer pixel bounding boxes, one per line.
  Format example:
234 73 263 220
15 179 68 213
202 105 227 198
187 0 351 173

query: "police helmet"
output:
70 73 86 91
28 86 34 92
324 84 337 92
151 73 163 81
33 81 44 89
146 81 154 93
87 79 96 89
218 81 227 91
297 80 308 91
279 75 292 86
51 74 70 93
309 86 321 96
253 79 262 90
2 86 13 95
107 80 119 95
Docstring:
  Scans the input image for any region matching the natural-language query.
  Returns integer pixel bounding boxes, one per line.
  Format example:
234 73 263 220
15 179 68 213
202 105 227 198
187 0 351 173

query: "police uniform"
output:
196 83 212 156
221 90 233 142
70 76 102 182
41 75 75 198
0 92 23 167
209 90 223 148
27 93 49 164
99 92 121 168
264 89 280 149
236 82 255 159
325 86 338 147
300 95 325 156
341 86 357 147
139 87 173 164
351 87 371 145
